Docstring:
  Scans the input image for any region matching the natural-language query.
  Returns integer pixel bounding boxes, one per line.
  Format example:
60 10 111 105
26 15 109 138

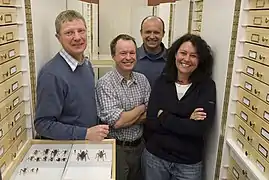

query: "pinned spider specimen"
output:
51 149 58 157
44 149 49 155
76 150 90 161
30 168 38 173
43 156 48 161
95 150 106 161
33 150 39 155
19 167 27 175
28 155 35 161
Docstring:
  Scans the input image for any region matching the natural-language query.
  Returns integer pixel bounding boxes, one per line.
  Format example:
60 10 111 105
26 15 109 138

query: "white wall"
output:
99 0 132 55
31 0 66 74
173 0 190 41
31 0 84 74
157 2 171 47
99 0 156 54
130 6 153 47
200 0 236 179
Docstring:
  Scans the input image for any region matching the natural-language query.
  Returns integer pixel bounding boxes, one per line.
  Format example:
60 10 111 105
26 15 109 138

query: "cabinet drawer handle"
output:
265 17 269 23
259 55 265 61
256 72 263 78
254 89 260 95
251 105 257 111
247 136 253 142
2 72 8 77
4 89 11 94
249 121 256 127
262 36 268 42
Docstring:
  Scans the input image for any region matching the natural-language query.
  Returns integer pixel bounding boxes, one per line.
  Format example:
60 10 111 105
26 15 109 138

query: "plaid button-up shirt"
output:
96 69 151 141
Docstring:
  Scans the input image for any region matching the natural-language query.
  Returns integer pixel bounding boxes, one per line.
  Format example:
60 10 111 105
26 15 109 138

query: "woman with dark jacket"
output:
142 33 216 180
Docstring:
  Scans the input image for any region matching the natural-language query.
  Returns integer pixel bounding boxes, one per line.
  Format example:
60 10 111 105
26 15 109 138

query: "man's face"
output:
113 39 137 72
140 18 164 51
56 19 87 60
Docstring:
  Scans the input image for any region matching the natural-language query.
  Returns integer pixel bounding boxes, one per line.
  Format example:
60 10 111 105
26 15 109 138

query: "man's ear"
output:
55 33 60 40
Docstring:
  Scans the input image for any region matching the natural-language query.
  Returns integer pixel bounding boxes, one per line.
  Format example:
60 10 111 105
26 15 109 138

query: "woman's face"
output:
175 41 199 76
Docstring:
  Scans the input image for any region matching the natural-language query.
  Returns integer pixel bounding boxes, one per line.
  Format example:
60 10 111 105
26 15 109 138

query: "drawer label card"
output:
10 66 17 75
239 125 246 136
256 0 265 7
12 81 18 91
16 126 22 137
4 14 12 23
0 146 3 157
244 81 252 91
267 94 269 103
246 66 254 75
261 128 269 141
264 111 269 122
248 50 257 59
253 17 262 25
256 160 265 172
6 32 14 41
240 111 248 121
0 163 6 174
8 49 15 58
13 97 19 107
14 112 21 122
243 97 250 106
237 139 243 149
251 34 259 43
258 144 268 158
232 168 239 178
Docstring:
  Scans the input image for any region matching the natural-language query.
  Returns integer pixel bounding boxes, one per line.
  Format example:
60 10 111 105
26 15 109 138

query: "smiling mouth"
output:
122 62 134 65
180 62 191 67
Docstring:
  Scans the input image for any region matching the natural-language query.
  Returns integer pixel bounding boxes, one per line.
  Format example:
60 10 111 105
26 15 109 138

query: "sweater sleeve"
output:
34 72 87 140
161 79 216 137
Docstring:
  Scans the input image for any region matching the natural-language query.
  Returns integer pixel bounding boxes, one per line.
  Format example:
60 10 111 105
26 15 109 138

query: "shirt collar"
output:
59 49 86 71
113 69 137 85
137 42 167 61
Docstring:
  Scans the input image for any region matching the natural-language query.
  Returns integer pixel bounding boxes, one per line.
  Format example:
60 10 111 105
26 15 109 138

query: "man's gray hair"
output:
55 10 86 34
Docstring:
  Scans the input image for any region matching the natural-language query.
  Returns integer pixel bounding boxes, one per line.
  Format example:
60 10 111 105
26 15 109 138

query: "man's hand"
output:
85 125 109 141
190 108 207 121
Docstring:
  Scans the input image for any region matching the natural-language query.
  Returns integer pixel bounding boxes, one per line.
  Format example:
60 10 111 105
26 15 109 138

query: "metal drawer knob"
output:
251 105 257 111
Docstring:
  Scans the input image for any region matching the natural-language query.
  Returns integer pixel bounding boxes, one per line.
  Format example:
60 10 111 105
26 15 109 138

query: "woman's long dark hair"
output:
163 33 214 83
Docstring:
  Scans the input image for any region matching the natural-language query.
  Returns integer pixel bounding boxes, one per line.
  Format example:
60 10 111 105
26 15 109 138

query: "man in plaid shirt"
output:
96 34 151 180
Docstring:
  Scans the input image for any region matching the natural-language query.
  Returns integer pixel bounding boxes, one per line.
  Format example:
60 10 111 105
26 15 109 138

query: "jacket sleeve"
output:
161 79 216 137
34 72 87 140
144 78 162 140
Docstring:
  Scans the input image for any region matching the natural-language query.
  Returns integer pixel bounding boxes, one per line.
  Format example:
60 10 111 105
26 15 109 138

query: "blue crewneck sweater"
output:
34 53 97 140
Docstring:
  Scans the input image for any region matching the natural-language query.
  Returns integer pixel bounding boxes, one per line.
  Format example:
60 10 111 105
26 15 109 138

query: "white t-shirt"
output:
175 82 192 100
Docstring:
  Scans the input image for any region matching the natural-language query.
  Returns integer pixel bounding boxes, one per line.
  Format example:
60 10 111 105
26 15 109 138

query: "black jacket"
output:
144 75 216 164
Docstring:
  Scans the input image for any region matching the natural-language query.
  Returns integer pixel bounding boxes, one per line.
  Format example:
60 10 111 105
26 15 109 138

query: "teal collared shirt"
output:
134 43 167 88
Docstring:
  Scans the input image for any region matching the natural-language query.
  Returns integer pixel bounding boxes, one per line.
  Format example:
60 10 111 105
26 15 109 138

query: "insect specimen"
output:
95 150 106 161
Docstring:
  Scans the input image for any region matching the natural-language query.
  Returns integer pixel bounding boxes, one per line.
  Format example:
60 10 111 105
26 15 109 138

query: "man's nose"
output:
149 33 155 38
73 31 81 40
126 53 131 59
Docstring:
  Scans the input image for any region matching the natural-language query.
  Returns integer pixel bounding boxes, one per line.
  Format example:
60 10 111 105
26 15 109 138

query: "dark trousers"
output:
116 141 144 180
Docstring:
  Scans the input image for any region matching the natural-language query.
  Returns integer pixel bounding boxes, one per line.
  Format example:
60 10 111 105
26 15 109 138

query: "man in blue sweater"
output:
34 10 109 140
